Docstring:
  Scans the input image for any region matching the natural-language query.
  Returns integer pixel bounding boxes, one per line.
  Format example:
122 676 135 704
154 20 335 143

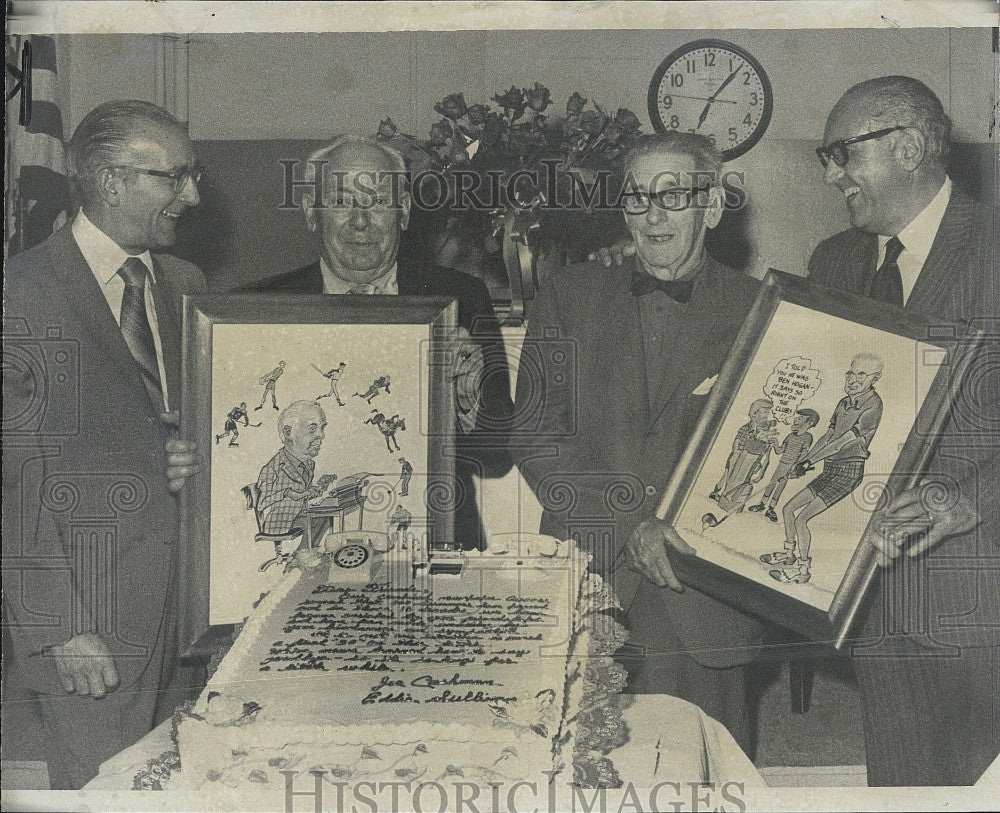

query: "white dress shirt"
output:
72 210 171 411
319 257 398 295
877 177 952 305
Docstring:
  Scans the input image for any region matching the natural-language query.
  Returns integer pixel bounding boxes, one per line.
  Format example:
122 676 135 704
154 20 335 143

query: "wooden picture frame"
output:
656 270 981 647
178 294 457 655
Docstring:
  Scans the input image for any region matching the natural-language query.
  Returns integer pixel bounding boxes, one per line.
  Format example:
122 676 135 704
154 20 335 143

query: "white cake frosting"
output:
175 537 626 792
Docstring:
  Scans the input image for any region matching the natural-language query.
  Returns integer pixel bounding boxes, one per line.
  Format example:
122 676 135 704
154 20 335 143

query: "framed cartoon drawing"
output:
656 271 981 646
178 294 457 650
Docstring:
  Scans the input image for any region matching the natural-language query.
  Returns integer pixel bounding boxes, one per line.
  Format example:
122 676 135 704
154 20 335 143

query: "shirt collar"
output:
319 256 398 295
72 209 156 285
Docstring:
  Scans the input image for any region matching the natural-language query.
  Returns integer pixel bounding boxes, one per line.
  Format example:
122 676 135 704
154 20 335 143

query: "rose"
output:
525 82 551 112
493 86 527 120
614 107 641 133
376 117 397 139
434 93 468 121
428 118 454 147
566 92 587 116
467 104 490 126
579 109 607 136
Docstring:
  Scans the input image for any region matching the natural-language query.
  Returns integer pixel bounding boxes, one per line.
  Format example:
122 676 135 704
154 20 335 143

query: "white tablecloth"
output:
85 693 763 794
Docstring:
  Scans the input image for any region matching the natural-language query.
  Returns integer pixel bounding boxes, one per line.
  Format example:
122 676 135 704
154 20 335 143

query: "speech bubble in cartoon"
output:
763 356 822 424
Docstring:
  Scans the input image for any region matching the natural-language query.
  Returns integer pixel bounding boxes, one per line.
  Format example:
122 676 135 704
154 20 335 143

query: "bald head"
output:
821 76 949 235
301 135 411 286
278 400 327 459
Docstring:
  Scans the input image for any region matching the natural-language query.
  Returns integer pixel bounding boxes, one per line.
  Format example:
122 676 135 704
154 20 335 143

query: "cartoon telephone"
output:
324 530 390 583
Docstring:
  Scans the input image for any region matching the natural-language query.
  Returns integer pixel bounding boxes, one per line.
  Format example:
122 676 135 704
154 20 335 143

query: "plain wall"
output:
56 28 995 289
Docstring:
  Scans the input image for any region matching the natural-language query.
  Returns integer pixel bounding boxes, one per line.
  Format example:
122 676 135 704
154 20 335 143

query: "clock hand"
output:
695 63 744 130
697 102 711 129
707 63 744 104
663 93 737 104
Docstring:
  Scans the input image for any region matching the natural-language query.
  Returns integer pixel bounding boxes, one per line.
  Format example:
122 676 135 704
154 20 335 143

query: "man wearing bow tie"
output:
512 132 765 754
2 100 204 787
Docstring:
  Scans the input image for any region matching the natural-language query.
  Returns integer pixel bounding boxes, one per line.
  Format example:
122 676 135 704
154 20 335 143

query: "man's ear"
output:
398 191 411 233
96 167 123 207
302 197 318 233
895 126 926 172
704 185 725 230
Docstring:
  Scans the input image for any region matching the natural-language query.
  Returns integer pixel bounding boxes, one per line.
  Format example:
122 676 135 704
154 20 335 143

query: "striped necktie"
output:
117 256 163 408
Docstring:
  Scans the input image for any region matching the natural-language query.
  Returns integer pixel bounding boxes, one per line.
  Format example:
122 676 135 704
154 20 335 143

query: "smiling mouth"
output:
161 210 182 219
842 186 861 201
644 234 674 244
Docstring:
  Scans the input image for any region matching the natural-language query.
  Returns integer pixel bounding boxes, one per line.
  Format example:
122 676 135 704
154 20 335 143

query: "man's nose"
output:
645 202 668 224
823 157 844 185
178 174 200 206
349 205 370 228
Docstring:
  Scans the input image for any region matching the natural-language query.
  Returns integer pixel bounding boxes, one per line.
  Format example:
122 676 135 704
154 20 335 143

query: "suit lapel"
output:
645 261 733 431
148 254 183 412
44 228 161 419
905 189 974 320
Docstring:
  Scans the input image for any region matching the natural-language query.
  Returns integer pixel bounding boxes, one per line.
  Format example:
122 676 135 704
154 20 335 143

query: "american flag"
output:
5 35 70 257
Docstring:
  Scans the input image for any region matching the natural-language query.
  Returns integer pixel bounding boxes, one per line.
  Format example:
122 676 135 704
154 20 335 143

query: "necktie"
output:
349 283 377 295
629 270 695 303
870 236 905 307
117 256 163 408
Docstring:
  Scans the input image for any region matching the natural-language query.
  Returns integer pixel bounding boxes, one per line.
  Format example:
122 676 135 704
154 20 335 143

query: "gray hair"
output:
840 76 951 165
277 400 325 442
300 133 409 211
624 131 724 180
851 351 885 374
67 99 188 204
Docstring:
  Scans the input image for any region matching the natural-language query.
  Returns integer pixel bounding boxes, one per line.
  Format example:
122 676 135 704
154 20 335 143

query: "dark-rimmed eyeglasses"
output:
816 126 906 168
113 164 203 192
621 185 712 215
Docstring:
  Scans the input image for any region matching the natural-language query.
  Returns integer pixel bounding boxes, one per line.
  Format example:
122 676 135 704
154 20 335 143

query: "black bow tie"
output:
629 270 696 302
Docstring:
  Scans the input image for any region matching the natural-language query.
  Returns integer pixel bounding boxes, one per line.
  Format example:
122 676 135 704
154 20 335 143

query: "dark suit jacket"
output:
2 224 206 695
244 254 514 549
809 184 1000 784
513 254 766 669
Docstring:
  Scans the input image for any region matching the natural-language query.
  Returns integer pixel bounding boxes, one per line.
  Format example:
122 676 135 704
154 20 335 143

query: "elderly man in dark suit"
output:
2 100 204 788
246 135 514 550
513 132 766 755
809 76 999 786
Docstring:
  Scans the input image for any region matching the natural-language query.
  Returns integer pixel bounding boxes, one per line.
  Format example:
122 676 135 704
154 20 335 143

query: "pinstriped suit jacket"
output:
808 184 999 785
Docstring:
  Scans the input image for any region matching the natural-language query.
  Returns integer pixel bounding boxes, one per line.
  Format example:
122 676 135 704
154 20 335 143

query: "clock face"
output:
648 39 773 161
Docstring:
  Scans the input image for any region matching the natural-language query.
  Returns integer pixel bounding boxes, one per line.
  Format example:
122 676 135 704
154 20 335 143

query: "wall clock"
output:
648 39 773 162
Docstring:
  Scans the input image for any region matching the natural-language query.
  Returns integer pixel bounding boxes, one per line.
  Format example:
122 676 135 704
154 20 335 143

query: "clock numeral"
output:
728 126 739 143
704 52 716 67
749 91 759 106
670 73 684 88
743 71 752 85
669 115 680 129
707 133 717 145
661 94 672 110
685 58 696 73
743 112 753 126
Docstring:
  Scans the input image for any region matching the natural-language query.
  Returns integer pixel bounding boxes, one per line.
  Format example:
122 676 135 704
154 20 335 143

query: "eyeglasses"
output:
621 185 712 215
327 193 404 213
113 164 203 192
816 126 906 168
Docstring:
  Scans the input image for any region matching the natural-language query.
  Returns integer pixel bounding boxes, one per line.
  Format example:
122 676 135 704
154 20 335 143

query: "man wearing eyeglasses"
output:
810 77 998 786
247 135 514 551
2 100 205 788
513 132 765 755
